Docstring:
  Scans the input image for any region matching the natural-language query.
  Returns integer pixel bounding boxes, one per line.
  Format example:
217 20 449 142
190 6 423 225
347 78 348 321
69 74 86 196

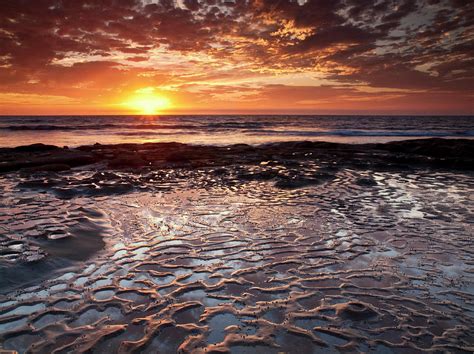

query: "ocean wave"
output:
2 123 473 136
1 116 473 140
244 129 474 137
0 122 271 131
111 130 199 136
0 124 120 131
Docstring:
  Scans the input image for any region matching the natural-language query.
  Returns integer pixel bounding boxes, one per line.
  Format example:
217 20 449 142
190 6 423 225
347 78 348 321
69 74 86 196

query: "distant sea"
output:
0 115 473 147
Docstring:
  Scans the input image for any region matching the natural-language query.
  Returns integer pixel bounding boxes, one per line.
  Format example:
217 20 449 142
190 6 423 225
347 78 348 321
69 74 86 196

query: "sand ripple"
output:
0 165 473 353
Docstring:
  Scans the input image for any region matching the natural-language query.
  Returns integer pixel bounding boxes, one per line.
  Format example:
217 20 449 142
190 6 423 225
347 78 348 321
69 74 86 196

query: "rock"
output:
238 170 278 181
108 155 146 169
381 138 473 159
21 164 71 172
213 168 228 176
355 177 377 187
165 151 191 163
13 143 60 152
274 177 321 189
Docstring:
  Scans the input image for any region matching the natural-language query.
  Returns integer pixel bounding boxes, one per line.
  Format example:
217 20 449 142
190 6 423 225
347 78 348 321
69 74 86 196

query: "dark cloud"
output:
0 0 472 105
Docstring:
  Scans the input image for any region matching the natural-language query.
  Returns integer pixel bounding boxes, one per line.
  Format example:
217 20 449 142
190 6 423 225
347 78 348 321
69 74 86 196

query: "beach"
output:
0 138 473 353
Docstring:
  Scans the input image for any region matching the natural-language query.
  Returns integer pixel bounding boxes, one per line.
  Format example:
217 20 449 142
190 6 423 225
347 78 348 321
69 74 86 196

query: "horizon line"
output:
0 113 473 117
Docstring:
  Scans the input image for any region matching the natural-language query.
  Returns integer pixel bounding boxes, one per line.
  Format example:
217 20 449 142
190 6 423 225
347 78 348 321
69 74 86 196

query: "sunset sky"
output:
0 0 473 115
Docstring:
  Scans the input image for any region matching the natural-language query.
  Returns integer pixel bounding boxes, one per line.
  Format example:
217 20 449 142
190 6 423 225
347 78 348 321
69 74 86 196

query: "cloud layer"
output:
0 0 473 114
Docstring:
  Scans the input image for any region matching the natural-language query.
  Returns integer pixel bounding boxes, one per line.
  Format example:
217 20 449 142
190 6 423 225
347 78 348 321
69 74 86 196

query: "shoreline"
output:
1 138 473 352
1 138 473 174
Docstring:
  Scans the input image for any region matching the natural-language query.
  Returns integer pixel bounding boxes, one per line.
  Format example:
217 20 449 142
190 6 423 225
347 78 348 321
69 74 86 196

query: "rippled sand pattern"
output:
0 166 473 353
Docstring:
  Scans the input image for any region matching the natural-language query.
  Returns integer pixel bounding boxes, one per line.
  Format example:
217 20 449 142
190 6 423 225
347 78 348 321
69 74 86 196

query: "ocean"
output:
1 115 473 147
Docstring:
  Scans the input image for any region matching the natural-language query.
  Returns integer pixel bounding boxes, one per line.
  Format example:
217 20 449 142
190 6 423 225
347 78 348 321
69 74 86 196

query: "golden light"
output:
124 89 171 115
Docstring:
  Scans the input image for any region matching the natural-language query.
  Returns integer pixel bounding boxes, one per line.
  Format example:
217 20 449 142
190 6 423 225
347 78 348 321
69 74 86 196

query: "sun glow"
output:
125 89 171 115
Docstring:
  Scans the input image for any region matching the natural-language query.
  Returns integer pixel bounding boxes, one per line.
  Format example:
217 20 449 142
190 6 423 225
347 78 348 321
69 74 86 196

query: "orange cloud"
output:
0 0 472 115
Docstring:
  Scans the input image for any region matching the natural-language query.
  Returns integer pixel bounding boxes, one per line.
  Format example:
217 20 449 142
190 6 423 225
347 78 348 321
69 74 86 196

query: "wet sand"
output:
0 139 473 353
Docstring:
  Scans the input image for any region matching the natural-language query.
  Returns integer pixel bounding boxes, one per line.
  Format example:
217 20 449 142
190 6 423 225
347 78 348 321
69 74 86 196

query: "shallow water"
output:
0 165 473 353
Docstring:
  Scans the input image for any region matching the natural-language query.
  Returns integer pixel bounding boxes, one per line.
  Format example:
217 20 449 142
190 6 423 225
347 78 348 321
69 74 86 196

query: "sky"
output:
0 0 473 115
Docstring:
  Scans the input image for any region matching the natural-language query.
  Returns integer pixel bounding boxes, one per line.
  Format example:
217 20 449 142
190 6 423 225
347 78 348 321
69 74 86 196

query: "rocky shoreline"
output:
1 138 473 175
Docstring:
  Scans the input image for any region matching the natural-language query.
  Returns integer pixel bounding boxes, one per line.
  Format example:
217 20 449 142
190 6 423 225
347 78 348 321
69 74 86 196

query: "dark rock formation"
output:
1 139 473 174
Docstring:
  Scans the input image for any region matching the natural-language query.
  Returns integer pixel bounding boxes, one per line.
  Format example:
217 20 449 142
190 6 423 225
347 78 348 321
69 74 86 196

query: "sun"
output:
124 89 171 115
